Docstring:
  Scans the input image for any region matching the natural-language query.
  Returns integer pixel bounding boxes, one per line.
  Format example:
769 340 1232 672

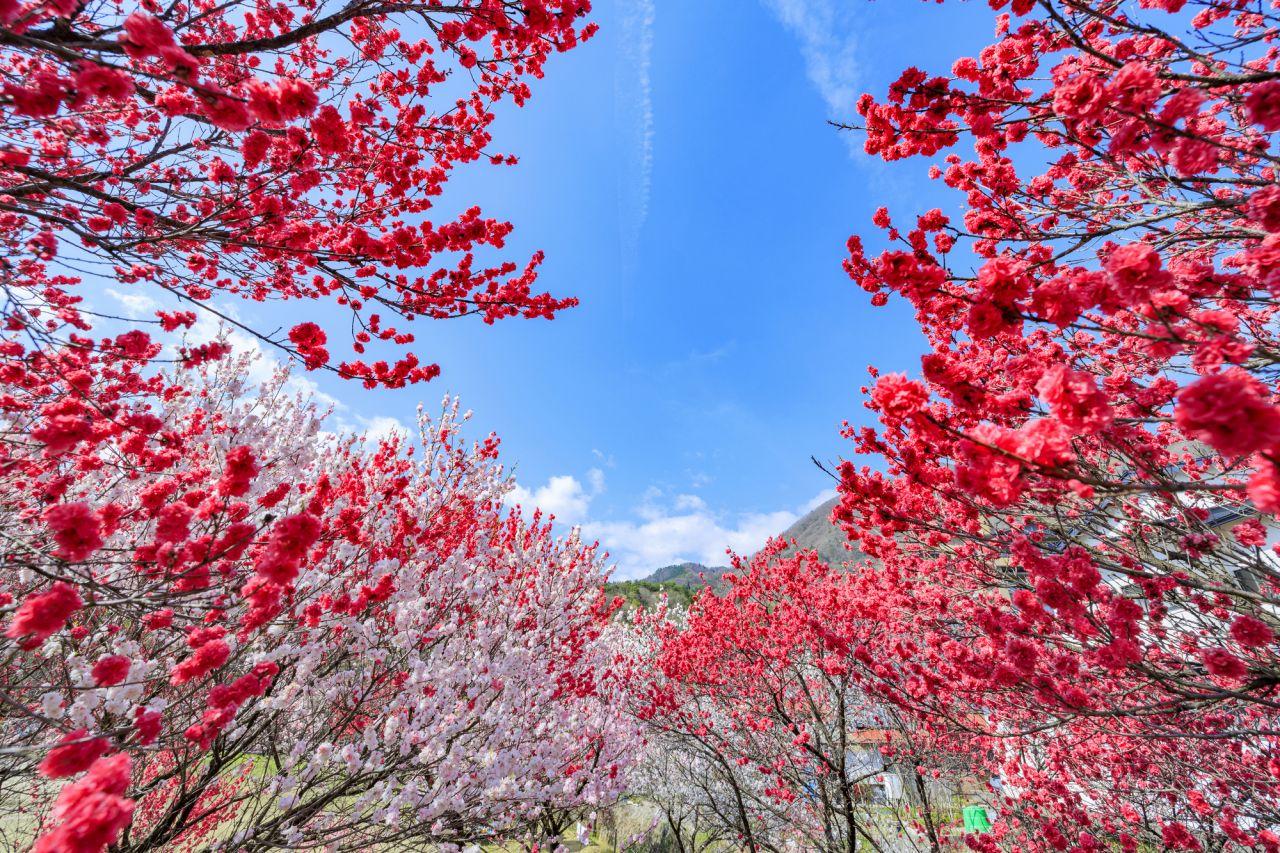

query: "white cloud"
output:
674 493 706 512
506 466 832 580
508 474 598 525
761 0 861 149
351 415 410 443
585 503 803 580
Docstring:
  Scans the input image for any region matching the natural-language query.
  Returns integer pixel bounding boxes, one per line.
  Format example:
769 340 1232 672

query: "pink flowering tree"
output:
832 1 1280 851
0 350 637 851
1 0 592 386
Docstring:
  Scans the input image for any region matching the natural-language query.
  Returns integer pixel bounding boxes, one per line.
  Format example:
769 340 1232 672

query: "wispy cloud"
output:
761 0 861 150
507 467 831 579
105 289 160 318
615 0 655 260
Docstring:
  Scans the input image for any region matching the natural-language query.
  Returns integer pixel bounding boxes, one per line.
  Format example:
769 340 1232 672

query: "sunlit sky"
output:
103 1 998 578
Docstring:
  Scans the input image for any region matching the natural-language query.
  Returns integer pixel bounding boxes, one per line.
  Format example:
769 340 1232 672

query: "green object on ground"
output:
962 804 992 834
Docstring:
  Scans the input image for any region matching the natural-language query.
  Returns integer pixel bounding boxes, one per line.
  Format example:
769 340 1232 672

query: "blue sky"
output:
103 0 997 578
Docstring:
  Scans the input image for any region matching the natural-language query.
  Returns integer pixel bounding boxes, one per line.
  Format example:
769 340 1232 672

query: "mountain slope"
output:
772 497 863 567
645 561 730 587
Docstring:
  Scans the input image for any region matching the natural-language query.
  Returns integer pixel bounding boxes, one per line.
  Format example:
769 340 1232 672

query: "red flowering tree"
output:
0 2 632 850
638 545 974 853
1 0 591 386
0 351 637 851
833 1 1280 851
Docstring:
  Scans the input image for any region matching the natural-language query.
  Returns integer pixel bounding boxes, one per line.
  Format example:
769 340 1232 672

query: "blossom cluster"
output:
830 1 1280 851
1 0 593 386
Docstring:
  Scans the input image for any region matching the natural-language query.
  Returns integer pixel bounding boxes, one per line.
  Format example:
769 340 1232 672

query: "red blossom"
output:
1230 615 1274 649
254 513 322 585
31 409 94 456
1233 518 1268 547
6 582 83 650
870 373 929 423
1104 243 1169 306
1246 80 1280 132
1249 462 1280 513
179 341 232 366
1175 370 1280 458
133 709 162 746
169 631 231 685
38 729 111 778
153 502 193 544
217 446 260 497
1248 186 1280 233
288 322 329 371
90 655 130 687
141 609 173 631
43 503 104 561
120 12 174 58
1201 647 1247 680
32 753 134 853
71 64 134 106
1053 73 1107 120
1035 365 1113 434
